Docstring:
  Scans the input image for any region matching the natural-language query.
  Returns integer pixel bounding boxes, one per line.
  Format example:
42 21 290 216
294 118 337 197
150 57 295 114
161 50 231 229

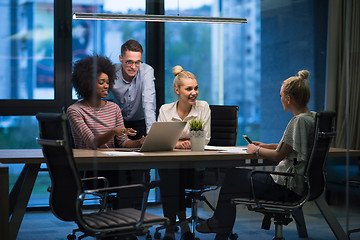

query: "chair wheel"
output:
67 234 76 240
229 233 238 240
154 231 161 239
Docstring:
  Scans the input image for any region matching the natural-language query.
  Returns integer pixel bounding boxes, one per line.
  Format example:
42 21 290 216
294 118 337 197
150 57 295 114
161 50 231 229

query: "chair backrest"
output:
306 111 336 201
36 112 83 222
208 105 239 146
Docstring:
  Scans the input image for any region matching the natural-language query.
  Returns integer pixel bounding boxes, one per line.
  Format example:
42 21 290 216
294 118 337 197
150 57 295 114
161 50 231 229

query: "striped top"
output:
67 101 128 149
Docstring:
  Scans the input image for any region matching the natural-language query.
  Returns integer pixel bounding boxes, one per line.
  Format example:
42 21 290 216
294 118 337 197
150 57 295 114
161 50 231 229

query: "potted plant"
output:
188 118 206 151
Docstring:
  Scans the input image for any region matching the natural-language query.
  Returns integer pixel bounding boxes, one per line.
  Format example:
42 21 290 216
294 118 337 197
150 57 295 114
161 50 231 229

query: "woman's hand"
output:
125 128 137 136
123 135 146 148
137 136 146 145
246 143 258 154
246 142 291 162
114 127 137 137
175 140 191 149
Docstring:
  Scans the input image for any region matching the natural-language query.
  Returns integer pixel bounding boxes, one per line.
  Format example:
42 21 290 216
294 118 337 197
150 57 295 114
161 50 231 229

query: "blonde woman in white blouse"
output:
158 65 210 240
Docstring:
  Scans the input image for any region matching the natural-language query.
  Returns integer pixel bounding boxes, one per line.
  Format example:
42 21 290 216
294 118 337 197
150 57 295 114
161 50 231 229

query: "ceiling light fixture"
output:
73 13 247 24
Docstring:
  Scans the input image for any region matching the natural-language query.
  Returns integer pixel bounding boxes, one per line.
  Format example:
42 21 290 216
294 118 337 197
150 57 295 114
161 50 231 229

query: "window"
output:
1 0 327 148
164 0 261 145
1 1 55 207
1 0 327 207
0 3 54 100
72 0 147 99
72 0 146 64
163 0 326 144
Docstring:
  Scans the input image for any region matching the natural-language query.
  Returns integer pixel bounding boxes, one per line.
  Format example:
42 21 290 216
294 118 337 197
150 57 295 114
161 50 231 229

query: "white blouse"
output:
158 100 211 144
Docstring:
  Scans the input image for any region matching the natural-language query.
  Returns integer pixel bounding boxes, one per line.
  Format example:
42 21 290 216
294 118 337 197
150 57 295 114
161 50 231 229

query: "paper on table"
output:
102 151 144 156
205 145 248 153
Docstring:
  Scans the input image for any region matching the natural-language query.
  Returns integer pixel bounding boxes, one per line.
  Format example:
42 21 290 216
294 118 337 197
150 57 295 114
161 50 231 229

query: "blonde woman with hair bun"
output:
157 65 211 240
159 65 210 147
281 70 311 110
196 70 316 240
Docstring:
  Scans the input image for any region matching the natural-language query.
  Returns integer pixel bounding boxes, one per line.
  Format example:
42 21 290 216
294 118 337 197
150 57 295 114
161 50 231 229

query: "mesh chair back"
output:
306 111 336 201
208 105 239 146
36 112 82 222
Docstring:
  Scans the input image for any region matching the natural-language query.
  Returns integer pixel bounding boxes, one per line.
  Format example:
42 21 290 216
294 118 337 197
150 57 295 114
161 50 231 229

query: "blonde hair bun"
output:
173 65 184 76
298 70 310 80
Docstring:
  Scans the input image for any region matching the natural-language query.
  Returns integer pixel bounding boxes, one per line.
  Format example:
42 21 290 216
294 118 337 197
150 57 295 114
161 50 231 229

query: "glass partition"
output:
164 0 261 145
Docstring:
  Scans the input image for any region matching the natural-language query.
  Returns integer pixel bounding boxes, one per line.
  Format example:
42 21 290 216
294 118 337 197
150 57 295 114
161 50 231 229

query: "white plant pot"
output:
190 130 206 151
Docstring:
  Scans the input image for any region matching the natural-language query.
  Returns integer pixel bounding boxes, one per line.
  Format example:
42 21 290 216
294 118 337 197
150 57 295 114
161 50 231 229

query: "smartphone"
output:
242 135 253 144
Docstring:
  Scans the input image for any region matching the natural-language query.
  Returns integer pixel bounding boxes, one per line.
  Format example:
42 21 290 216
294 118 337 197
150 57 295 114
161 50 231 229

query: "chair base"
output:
273 224 285 240
256 211 295 240
154 192 215 239
68 229 153 240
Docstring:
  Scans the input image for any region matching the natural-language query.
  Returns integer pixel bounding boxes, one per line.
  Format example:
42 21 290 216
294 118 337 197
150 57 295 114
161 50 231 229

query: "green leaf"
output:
188 118 204 131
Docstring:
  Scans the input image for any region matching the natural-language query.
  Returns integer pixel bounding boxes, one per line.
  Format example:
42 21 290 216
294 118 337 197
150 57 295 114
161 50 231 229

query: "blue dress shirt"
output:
112 63 156 132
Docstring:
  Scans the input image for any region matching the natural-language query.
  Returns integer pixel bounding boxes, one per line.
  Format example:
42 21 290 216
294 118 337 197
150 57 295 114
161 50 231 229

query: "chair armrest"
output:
349 177 360 184
83 183 147 196
79 177 111 211
250 169 297 177
81 176 109 189
79 180 159 212
78 183 152 228
77 183 148 214
46 176 110 200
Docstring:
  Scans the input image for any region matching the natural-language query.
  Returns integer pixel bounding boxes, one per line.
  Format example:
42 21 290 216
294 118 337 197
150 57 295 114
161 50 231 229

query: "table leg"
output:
0 164 9 240
315 193 349 240
9 163 40 240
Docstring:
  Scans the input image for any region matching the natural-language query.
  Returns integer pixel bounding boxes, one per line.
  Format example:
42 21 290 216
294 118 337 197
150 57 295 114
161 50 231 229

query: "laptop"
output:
117 121 187 152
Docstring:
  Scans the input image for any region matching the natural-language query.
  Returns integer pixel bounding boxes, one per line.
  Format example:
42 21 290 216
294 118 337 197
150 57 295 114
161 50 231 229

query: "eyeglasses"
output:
124 60 142 67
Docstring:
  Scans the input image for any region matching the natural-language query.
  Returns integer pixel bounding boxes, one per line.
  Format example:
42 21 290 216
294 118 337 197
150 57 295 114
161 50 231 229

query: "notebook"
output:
117 121 187 152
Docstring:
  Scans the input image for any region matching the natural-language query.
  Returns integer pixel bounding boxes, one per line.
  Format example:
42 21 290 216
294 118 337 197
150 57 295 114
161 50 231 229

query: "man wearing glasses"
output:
112 39 156 140
111 40 156 211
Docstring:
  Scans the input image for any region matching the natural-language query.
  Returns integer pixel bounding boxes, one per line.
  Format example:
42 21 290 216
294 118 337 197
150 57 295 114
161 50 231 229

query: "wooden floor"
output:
17 195 360 240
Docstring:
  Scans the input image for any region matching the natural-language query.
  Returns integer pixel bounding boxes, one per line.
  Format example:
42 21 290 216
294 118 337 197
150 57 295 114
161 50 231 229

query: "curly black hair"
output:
71 54 117 100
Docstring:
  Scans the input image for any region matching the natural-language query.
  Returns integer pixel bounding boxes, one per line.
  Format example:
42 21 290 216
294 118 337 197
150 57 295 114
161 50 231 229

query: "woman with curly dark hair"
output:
67 55 147 214
67 54 145 149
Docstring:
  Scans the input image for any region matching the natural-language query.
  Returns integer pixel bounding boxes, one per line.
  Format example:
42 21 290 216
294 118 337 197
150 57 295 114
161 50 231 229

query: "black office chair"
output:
186 105 239 216
185 105 239 237
36 112 169 240
231 111 336 240
208 105 239 146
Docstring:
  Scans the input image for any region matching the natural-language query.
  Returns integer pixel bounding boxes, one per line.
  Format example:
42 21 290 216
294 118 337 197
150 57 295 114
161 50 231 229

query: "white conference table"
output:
1 147 359 240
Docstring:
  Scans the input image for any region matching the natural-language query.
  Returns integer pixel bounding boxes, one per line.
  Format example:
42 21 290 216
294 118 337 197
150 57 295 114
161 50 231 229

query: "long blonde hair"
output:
282 70 311 107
